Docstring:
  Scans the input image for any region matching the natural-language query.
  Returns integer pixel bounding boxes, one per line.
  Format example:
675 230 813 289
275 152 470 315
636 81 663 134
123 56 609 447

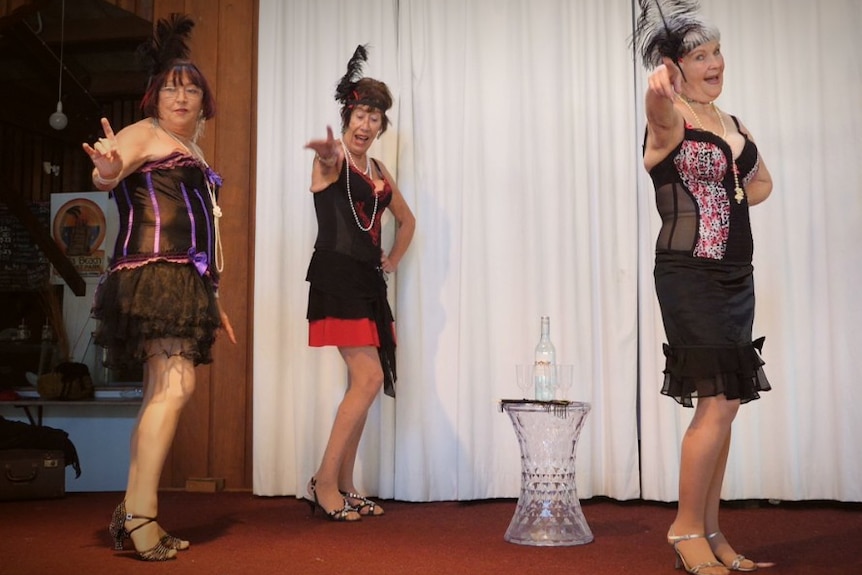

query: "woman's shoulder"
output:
115 118 159 154
116 117 157 140
108 118 161 175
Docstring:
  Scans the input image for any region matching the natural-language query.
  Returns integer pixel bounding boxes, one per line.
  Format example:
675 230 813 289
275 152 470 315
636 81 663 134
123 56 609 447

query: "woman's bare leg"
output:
337 409 366 489
124 339 195 554
336 407 385 516
705 430 766 569
311 346 382 517
669 396 738 574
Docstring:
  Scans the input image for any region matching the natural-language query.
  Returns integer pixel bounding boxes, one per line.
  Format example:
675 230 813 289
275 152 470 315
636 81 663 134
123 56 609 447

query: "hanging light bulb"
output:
49 0 67 130
49 101 68 130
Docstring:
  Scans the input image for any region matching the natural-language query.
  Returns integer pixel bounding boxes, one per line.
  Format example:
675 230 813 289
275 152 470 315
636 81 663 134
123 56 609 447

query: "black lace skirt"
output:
654 252 771 407
92 260 221 370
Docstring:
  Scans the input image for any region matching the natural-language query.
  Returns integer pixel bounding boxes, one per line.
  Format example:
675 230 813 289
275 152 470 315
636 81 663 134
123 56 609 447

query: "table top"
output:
499 398 591 414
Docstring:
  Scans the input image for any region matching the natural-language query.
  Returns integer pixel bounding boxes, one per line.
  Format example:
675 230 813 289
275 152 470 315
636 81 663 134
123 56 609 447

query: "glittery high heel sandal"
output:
668 532 729 575
707 531 763 572
306 477 361 522
108 502 177 561
109 502 189 551
340 490 385 516
109 502 128 550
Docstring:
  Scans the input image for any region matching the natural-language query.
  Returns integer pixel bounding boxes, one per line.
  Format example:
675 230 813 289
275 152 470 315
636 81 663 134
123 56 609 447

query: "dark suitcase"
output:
0 449 65 501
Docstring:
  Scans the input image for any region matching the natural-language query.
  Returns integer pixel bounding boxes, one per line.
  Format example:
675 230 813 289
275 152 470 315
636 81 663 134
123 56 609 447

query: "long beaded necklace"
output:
679 97 746 204
153 118 225 271
341 139 378 232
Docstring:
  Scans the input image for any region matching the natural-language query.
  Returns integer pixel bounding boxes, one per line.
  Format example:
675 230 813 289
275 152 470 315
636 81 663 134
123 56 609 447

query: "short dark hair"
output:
339 77 393 134
140 60 216 119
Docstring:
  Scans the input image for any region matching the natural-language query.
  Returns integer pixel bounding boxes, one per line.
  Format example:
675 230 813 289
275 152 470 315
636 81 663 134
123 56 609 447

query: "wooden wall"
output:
0 0 258 490
150 0 257 492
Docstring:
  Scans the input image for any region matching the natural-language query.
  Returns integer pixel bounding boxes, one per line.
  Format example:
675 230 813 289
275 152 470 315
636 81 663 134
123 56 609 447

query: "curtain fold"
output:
255 0 862 503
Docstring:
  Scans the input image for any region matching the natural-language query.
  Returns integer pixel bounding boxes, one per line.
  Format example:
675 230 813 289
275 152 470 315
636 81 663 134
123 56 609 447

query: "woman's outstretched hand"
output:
82 117 122 181
648 57 683 102
218 303 237 345
304 125 342 166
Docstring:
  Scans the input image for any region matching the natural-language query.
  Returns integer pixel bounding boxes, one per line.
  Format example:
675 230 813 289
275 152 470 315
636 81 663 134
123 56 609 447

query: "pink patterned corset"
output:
650 123 759 262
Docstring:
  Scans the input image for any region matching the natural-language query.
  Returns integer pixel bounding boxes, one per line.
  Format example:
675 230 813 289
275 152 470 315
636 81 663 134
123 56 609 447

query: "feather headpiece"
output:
333 44 393 133
335 44 369 106
137 13 195 79
632 0 719 76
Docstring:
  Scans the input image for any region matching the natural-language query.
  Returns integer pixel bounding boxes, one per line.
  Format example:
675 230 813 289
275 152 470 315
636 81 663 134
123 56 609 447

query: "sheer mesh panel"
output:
654 183 698 253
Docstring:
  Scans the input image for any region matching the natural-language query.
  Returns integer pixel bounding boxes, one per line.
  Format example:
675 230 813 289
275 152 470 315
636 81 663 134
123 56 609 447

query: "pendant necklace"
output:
679 97 745 204
341 139 378 232
154 117 225 271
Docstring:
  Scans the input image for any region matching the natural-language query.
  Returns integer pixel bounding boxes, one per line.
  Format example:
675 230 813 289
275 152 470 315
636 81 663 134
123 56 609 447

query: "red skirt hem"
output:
309 318 391 347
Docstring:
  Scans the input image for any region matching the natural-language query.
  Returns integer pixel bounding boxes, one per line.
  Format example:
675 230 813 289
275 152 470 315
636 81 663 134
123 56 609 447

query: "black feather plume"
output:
334 44 369 105
137 13 195 78
632 0 707 73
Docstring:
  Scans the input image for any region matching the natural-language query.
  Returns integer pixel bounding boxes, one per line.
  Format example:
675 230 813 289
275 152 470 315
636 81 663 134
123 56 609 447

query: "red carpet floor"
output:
1 492 860 575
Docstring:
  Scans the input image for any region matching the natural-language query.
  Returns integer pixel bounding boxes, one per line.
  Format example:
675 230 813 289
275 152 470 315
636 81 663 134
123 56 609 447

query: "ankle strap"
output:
125 513 158 536
667 532 707 543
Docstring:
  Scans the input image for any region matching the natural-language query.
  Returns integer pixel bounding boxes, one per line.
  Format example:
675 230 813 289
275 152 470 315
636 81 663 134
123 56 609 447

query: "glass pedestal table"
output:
500 399 593 546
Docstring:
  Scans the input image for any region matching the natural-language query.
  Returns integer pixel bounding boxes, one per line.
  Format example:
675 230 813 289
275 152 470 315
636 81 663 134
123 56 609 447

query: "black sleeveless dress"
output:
305 158 397 396
647 117 771 407
92 152 223 370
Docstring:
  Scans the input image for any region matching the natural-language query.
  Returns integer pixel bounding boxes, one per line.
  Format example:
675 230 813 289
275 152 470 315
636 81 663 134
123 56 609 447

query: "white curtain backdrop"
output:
255 0 862 502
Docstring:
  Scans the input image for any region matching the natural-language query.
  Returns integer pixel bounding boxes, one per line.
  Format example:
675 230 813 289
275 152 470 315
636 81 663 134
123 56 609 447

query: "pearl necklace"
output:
153 118 225 271
341 140 378 232
678 97 745 204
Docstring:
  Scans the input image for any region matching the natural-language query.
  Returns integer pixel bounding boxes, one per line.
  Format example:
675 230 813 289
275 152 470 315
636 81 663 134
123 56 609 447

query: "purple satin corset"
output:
109 152 221 277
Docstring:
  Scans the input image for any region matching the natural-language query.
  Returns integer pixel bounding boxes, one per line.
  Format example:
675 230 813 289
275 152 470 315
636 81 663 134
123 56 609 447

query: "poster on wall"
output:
0 201 50 291
50 191 117 284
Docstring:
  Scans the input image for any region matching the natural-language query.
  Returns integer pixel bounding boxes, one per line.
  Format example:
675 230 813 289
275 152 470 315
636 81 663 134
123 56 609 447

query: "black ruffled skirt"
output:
654 252 770 407
92 260 221 370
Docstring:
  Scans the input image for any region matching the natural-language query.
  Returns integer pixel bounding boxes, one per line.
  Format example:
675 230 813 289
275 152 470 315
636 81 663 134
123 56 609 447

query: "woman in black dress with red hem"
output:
303 45 415 521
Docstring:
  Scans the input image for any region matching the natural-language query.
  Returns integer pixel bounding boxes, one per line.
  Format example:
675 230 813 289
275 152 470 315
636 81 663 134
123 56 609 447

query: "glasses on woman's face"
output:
160 85 203 100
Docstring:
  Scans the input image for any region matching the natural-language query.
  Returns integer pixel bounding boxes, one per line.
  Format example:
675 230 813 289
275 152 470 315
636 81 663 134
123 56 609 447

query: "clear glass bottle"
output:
37 322 54 375
534 316 557 400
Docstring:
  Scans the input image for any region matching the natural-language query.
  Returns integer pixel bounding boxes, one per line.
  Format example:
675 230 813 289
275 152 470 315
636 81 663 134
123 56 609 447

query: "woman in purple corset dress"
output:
634 1 775 573
82 15 235 561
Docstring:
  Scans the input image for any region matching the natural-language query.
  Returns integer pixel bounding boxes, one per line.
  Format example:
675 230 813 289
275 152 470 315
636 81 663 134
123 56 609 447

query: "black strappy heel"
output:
340 490 385 516
306 477 360 522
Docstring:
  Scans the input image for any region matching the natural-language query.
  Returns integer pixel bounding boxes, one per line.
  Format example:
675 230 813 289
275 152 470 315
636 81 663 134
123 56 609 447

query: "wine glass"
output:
515 365 534 399
555 364 574 400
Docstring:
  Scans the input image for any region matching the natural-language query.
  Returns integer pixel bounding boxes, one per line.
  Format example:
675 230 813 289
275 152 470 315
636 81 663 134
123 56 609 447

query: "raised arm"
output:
643 58 685 172
82 117 150 190
304 125 344 193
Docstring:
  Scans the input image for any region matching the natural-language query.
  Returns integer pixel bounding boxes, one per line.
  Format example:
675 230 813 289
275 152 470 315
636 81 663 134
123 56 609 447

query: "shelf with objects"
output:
0 192 142 426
